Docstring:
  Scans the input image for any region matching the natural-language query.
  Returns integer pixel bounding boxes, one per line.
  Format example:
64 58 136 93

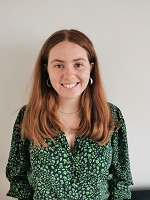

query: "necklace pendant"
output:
69 132 72 135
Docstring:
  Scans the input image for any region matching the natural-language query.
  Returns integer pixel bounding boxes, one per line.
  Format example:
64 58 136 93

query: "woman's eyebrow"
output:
51 58 87 64
72 58 87 62
51 59 65 64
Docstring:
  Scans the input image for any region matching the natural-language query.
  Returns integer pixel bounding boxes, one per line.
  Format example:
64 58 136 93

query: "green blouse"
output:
6 103 133 200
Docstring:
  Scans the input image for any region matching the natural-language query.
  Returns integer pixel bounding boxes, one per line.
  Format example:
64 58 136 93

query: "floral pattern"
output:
6 103 133 200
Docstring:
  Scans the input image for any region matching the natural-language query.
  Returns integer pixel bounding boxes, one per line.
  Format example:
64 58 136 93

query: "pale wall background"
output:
0 0 150 199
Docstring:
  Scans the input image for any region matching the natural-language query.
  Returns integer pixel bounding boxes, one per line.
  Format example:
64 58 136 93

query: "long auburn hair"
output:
21 29 114 147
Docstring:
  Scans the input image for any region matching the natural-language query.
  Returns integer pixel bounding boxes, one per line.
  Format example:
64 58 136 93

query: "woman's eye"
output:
55 64 63 68
75 63 83 68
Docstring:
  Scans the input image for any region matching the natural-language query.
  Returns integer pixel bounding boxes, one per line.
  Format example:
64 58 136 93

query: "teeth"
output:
63 83 77 88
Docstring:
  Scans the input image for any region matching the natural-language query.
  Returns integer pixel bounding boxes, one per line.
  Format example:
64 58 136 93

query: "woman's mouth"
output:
62 83 79 89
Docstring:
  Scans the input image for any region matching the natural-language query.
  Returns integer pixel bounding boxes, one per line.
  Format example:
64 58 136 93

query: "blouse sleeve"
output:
108 104 134 200
6 107 33 200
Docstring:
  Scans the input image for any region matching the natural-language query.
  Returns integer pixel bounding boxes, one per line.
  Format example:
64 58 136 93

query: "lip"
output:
61 82 79 89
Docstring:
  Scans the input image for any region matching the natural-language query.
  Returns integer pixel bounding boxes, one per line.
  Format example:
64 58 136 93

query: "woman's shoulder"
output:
108 102 121 116
18 105 26 116
14 105 27 125
19 105 27 113
108 102 125 129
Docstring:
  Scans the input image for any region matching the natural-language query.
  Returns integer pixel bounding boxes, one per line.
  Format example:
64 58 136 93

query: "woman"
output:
6 29 133 200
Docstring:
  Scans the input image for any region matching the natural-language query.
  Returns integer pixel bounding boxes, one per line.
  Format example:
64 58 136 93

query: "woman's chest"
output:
28 135 113 177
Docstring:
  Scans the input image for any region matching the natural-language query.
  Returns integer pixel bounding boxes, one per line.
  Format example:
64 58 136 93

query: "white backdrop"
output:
0 0 150 199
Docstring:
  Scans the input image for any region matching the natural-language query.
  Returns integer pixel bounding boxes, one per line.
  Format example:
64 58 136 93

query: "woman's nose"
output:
63 66 75 78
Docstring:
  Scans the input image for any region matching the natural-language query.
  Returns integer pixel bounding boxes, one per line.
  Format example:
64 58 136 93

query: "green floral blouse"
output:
6 103 133 200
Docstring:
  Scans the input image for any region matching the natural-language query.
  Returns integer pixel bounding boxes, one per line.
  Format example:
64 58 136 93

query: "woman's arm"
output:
6 107 33 200
108 104 134 200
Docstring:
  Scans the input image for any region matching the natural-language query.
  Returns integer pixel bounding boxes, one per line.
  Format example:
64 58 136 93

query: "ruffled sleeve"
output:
6 107 33 200
108 104 134 200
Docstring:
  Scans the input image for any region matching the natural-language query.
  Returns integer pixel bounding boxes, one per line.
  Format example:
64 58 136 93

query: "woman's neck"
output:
58 97 80 113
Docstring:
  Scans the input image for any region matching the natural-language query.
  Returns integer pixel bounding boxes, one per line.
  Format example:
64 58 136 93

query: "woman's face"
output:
47 41 93 101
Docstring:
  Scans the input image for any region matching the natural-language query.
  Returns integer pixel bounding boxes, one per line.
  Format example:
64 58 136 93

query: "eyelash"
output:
54 63 84 69
55 64 63 68
75 63 83 68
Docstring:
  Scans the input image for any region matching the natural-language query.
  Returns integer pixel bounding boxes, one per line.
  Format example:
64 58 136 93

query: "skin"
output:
47 41 93 104
47 41 93 149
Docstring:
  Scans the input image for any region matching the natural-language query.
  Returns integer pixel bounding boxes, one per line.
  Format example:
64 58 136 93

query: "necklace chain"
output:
59 114 78 135
58 110 79 116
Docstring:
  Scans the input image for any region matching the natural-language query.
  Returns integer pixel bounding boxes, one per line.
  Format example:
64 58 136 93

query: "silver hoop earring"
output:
89 77 93 85
47 78 52 87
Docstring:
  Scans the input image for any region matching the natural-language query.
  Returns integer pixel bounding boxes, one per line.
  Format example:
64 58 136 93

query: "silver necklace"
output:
59 114 78 135
58 110 79 116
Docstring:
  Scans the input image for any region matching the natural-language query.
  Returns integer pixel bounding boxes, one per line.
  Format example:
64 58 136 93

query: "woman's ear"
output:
90 62 94 72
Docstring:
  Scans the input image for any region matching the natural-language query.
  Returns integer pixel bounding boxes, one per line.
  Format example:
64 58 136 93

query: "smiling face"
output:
47 41 93 102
